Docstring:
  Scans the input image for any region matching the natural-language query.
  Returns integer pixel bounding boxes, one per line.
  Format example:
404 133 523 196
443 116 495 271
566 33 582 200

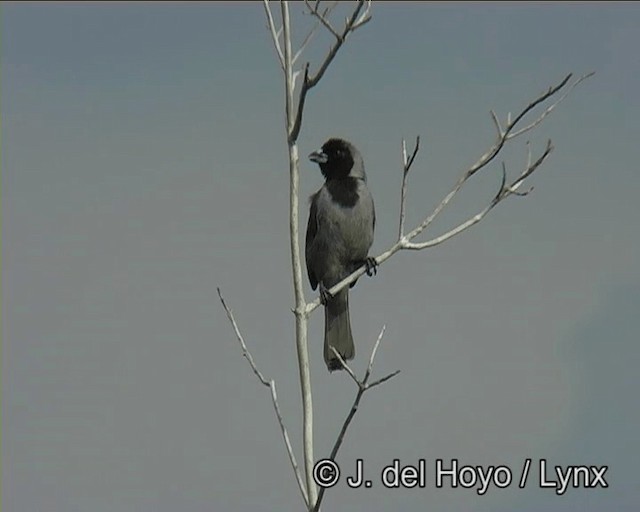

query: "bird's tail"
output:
324 289 354 372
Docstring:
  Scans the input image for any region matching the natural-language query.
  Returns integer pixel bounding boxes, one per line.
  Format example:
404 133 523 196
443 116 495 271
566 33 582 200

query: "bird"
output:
305 138 377 372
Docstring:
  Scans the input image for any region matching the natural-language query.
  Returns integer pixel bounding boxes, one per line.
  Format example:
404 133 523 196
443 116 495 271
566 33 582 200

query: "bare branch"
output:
307 0 366 88
403 204 495 251
268 383 309 507
401 139 408 168
508 72 595 139
351 0 373 30
293 23 318 65
405 140 554 251
490 109 503 137
304 0 341 39
405 135 421 171
305 0 370 35
312 390 364 512
291 68 302 90
507 139 553 193
398 136 420 238
218 287 269 385
259 3 379 508
262 0 285 70
294 2 340 64
262 6 591 511
459 74 567 182
364 324 386 381
328 379 368 460
403 73 586 244
312 325 398 512
399 140 408 238
289 63 310 142
320 1 339 16
217 288 308 507
290 0 370 141
329 347 360 386
498 161 508 198
305 72 592 314
368 370 402 389
504 74 572 134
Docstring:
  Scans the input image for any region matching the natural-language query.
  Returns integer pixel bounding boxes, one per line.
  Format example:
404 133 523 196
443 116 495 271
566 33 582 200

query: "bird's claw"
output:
364 257 378 277
319 283 333 305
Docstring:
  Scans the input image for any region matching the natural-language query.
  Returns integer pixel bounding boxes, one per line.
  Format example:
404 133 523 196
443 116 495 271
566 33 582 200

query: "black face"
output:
310 138 354 180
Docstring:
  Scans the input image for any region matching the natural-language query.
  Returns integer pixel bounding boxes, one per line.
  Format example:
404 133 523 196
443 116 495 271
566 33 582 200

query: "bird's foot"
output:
363 257 378 277
319 283 333 305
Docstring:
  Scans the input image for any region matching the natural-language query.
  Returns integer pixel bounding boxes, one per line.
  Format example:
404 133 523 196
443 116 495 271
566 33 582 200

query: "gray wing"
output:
371 197 376 233
305 192 319 290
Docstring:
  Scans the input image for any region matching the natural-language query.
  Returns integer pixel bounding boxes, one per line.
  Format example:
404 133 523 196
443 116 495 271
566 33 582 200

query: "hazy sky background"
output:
3 2 639 511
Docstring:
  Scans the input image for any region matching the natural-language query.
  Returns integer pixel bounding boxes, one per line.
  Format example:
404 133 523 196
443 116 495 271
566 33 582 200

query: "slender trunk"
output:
281 2 317 507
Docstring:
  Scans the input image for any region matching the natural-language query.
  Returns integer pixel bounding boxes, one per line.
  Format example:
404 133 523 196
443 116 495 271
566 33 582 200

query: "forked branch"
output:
262 1 285 70
217 288 309 508
305 71 594 315
399 136 421 238
290 0 372 141
311 326 400 512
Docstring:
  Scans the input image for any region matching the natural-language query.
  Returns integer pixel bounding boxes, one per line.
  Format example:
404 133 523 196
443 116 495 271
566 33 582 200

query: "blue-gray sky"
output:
3 2 639 511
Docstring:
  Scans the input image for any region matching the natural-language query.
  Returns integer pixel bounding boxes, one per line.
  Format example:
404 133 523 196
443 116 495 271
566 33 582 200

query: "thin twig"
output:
368 370 402 389
290 0 369 141
312 388 365 512
329 347 360 386
403 204 494 251
507 139 553 194
404 139 555 250
305 72 592 315
217 288 309 507
304 0 341 39
405 136 421 171
262 0 285 70
267 382 308 506
466 73 570 180
364 324 386 381
398 136 420 238
490 109 503 136
307 0 367 89
312 325 399 512
351 1 373 31
508 72 595 139
293 1 339 64
292 29 316 66
218 288 269 385
403 73 582 244
399 139 408 238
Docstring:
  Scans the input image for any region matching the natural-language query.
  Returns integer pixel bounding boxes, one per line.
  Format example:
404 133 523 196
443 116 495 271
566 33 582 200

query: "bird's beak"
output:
309 150 328 164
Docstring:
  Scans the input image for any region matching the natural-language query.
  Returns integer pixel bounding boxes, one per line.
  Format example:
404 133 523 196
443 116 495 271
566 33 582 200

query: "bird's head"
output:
309 138 365 181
